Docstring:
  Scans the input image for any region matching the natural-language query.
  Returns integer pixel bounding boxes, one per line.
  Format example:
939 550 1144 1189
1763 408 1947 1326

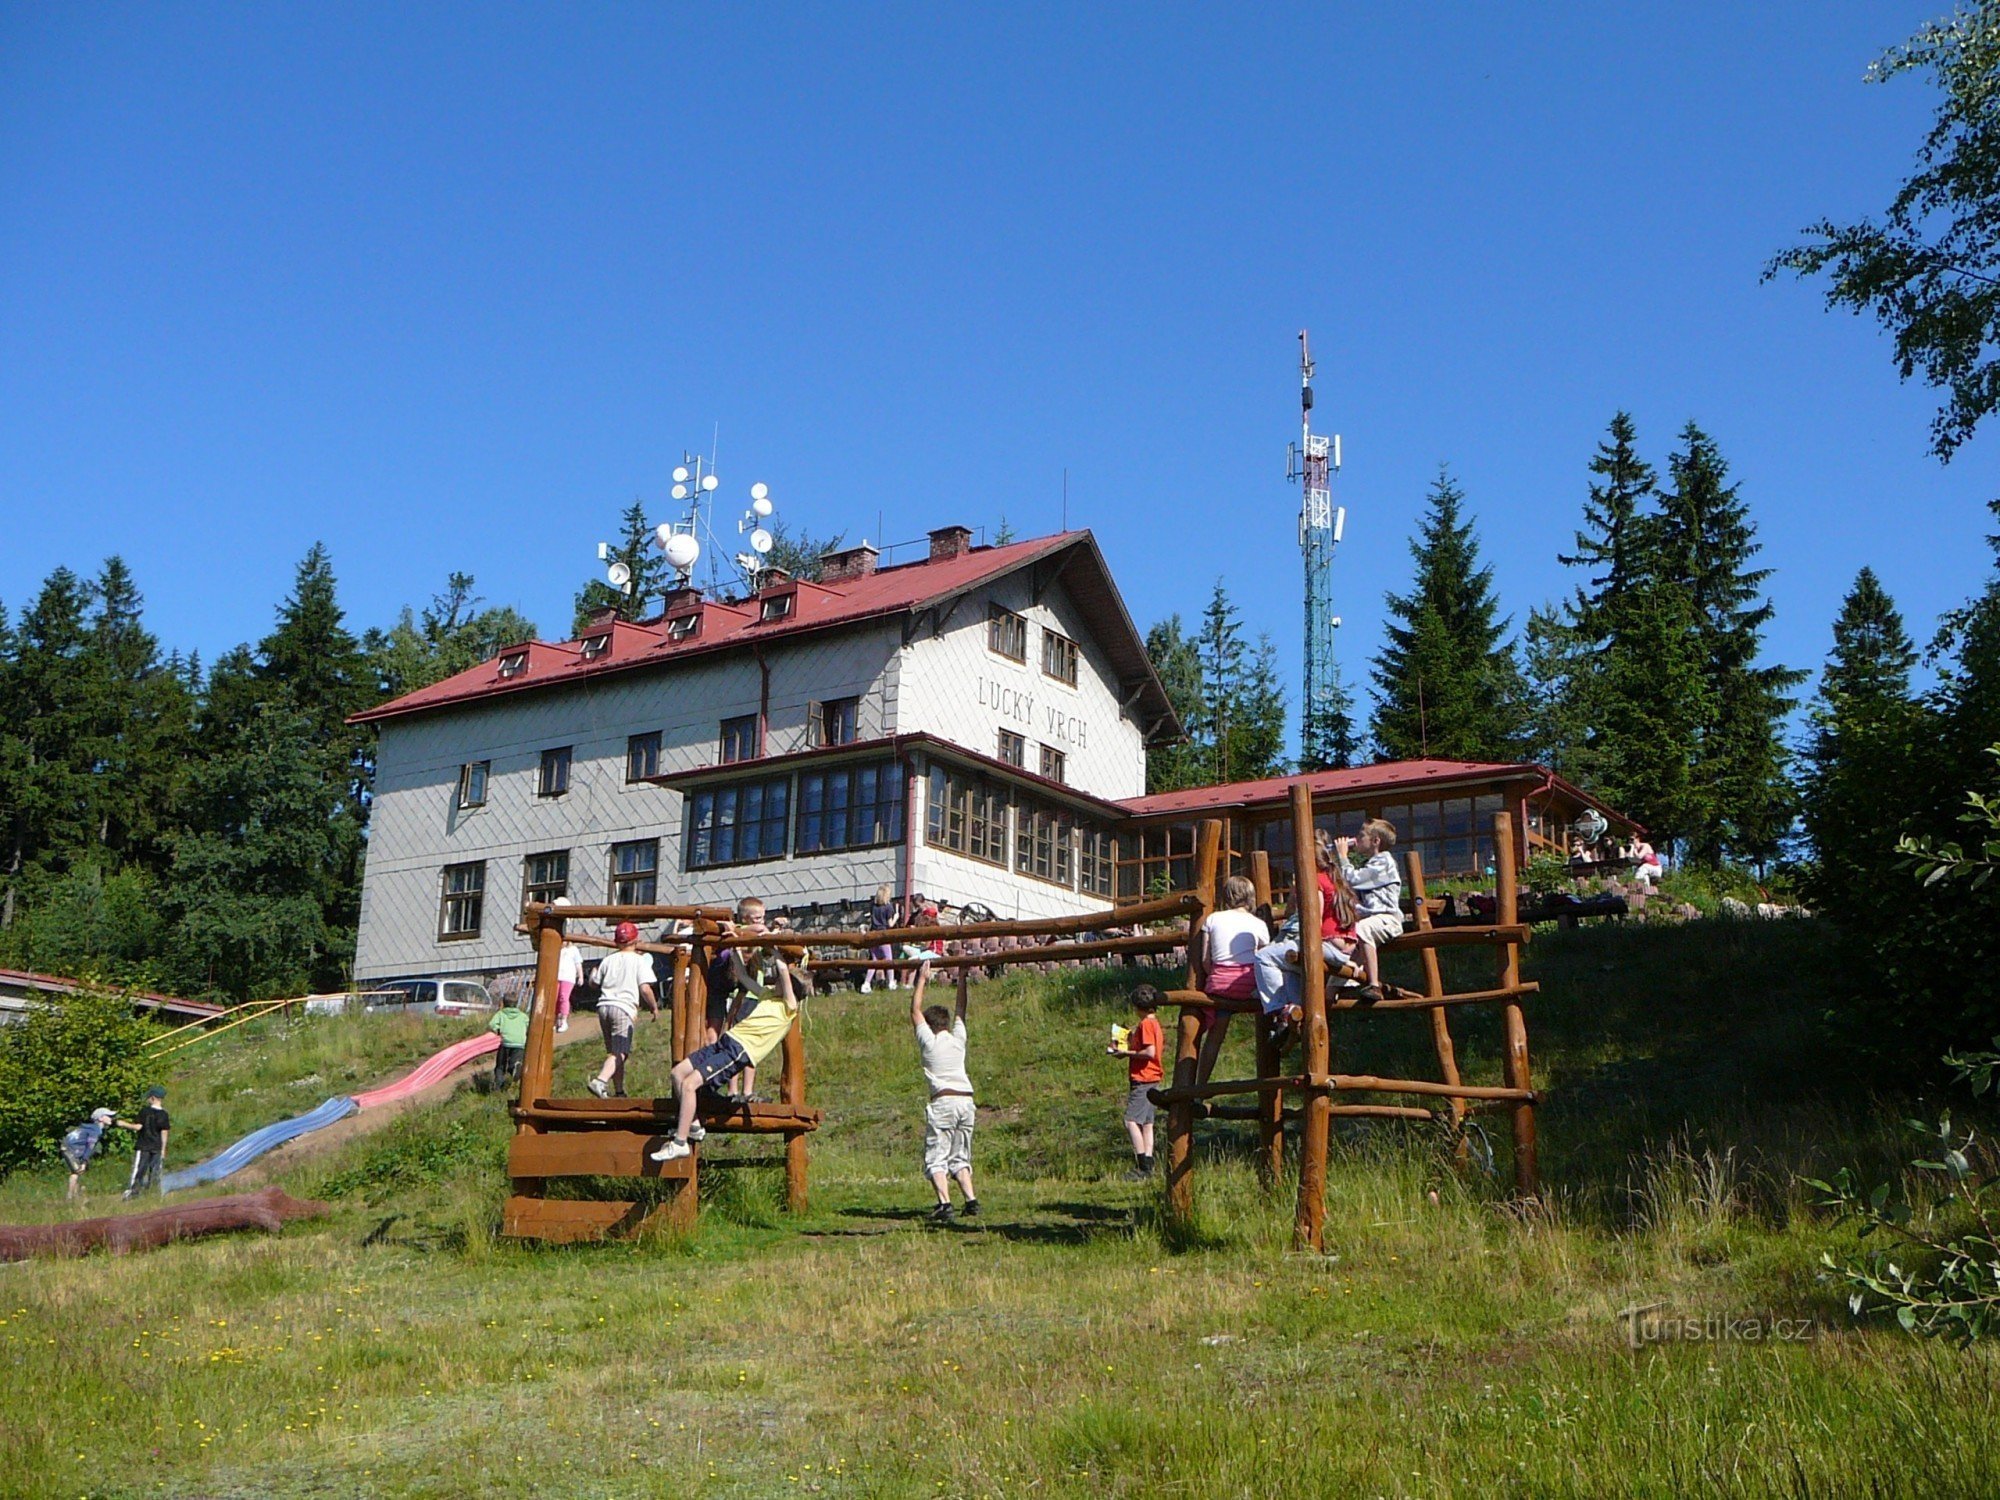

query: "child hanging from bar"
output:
909 958 978 1223
1338 818 1403 997
1253 830 1368 1046
651 949 802 1163
1193 875 1269 1084
706 897 775 1101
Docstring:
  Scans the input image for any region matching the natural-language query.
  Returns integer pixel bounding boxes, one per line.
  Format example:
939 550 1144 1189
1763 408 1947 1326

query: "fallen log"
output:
0 1186 330 1261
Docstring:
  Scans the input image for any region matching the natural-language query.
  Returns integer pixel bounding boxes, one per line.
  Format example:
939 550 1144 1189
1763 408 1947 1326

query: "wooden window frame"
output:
986 603 1027 663
996 729 1025 767
797 760 906 854
1040 627 1079 687
926 766 1009 867
522 850 570 907
537 746 572 797
608 838 659 906
686 776 792 869
438 861 486 940
626 731 662 782
1039 743 1066 783
810 697 860 748
719 714 760 765
1014 802 1075 888
456 760 489 809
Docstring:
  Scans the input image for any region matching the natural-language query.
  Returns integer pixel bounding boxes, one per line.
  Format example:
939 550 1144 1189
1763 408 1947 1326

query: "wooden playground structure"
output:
503 780 1536 1250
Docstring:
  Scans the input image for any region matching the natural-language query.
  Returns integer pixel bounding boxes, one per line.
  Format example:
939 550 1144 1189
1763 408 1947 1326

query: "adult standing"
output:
120 1086 171 1198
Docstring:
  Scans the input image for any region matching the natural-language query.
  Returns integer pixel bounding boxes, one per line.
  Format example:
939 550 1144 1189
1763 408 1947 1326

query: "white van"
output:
306 979 499 1018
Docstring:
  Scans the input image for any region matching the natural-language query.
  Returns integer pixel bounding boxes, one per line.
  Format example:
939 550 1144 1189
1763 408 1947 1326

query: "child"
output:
707 897 774 1099
1107 986 1164 1178
860 885 901 993
60 1108 116 1201
910 958 978 1223
489 993 529 1087
118 1086 171 1198
651 955 802 1163
1194 875 1269 1084
587 921 658 1099
1254 832 1369 1035
1339 819 1403 997
553 895 581 1033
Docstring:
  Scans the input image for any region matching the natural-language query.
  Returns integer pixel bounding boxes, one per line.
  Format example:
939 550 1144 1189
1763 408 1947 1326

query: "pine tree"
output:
81 558 192 873
366 573 537 699
1562 412 1657 636
1233 633 1291 781
1300 663 1359 772
0 569 97 927
1196 582 1247 782
574 499 672 633
762 523 847 583
1142 616 1207 793
1371 469 1528 761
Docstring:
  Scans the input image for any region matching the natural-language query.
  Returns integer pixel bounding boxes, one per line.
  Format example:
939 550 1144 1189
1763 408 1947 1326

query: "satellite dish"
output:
664 533 700 571
606 561 632 589
751 496 774 518
701 473 720 492
654 524 675 548
672 465 690 483
735 552 759 573
671 483 688 501
749 482 769 502
750 528 773 555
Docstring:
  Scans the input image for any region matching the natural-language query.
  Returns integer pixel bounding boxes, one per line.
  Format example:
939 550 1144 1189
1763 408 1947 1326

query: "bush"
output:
0 990 156 1175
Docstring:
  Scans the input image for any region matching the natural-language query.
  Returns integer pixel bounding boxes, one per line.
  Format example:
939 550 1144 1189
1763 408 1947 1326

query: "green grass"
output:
3 920 1997 1497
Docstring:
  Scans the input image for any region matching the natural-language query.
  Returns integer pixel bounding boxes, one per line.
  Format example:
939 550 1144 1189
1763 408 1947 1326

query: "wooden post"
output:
1249 848 1283 1185
1405 851 1468 1165
520 914 566 1107
780 1017 808 1213
668 947 691 1064
1290 782 1331 1252
1494 812 1538 1196
1165 818 1223 1224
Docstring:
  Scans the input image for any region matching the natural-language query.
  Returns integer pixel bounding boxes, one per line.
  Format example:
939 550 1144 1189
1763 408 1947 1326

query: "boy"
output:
119 1086 171 1198
587 921 658 1099
1339 819 1403 999
1107 986 1164 1178
488 993 529 1088
650 952 802 1163
707 897 774 1100
60 1108 116 1201
910 958 977 1223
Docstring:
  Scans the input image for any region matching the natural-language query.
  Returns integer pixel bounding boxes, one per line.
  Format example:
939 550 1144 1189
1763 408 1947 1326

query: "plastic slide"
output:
351 1032 500 1110
160 1095 359 1194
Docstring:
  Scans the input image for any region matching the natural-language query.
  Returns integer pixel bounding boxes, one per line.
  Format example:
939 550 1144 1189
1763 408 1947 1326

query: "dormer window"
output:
580 633 610 661
498 650 528 679
666 613 700 641
760 593 795 623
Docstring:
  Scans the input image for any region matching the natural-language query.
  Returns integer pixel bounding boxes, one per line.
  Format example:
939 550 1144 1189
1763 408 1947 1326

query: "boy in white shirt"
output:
910 958 977 1223
1340 819 1404 994
587 921 657 1099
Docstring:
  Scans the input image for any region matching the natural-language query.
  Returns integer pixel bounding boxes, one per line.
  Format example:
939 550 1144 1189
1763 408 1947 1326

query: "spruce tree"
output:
1371 469 1527 761
366 573 537 700
0 569 97 927
1300 664 1359 772
82 558 192 873
1196 582 1247 783
1142 615 1207 793
1234 633 1290 782
574 499 672 633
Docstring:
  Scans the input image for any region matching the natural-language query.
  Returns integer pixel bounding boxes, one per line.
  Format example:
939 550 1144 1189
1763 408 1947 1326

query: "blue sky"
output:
3 4 1993 743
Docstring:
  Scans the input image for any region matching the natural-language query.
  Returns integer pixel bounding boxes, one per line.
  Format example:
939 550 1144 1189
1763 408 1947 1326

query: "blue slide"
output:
160 1096 359 1194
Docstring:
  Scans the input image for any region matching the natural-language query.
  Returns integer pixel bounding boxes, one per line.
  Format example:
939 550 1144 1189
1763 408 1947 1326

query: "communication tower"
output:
1287 331 1346 769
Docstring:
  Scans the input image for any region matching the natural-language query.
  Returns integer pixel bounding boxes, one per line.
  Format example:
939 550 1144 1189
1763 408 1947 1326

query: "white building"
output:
351 527 1181 982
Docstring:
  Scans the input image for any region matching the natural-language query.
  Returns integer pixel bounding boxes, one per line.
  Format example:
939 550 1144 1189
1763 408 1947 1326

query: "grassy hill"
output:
3 918 1997 1498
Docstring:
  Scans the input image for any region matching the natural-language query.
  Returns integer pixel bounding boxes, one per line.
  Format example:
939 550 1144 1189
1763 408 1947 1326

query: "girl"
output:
553 895 581 1033
860 884 901 993
1194 875 1269 1083
1254 832 1368 1045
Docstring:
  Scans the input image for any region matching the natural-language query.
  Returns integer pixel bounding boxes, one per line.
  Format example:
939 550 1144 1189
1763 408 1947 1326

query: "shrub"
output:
0 990 156 1174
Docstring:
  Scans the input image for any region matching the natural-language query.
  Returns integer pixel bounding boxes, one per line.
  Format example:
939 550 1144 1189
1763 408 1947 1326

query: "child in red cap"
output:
588 920 657 1098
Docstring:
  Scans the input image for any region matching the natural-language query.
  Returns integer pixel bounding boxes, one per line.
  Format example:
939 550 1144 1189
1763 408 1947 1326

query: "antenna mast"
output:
1288 330 1346 769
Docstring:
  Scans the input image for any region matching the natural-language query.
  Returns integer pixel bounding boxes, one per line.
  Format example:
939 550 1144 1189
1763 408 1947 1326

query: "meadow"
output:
1 918 1996 1499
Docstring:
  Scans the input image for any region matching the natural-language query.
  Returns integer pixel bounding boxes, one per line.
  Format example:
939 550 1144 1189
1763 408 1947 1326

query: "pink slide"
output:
351 1033 500 1110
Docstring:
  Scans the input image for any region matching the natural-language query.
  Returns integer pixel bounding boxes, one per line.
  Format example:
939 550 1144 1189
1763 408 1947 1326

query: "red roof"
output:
353 531 1178 734
1119 758 1632 826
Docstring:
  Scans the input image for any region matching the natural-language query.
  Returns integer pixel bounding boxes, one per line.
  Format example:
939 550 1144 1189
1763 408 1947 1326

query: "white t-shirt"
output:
1203 909 1270 966
595 950 656 1015
916 1016 972 1095
557 943 583 984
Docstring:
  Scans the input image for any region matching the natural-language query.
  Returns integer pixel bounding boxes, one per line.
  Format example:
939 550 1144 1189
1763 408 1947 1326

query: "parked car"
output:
305 979 501 1019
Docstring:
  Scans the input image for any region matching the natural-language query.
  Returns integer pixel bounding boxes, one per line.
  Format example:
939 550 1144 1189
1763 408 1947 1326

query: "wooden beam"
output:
518 916 566 1113
509 1130 702 1180
1495 811 1539 1196
1248 848 1284 1186
1406 849 1468 1167
519 903 732 923
723 892 1201 951
813 932 1184 971
500 1195 691 1244
1291 780 1330 1254
781 1017 808 1213
1166 817 1222 1225
1380 925 1534 952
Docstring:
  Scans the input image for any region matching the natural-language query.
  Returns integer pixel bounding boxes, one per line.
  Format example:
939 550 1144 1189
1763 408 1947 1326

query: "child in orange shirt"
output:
1108 985 1165 1178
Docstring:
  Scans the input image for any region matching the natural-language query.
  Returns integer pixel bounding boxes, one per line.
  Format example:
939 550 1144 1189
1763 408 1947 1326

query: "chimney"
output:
757 567 795 594
928 525 974 562
585 605 621 629
660 585 703 617
818 544 880 584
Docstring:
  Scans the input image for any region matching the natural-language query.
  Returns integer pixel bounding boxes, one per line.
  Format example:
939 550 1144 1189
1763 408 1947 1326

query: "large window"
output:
439 861 486 939
798 760 906 853
456 760 489 809
987 604 1027 662
1079 827 1117 898
719 714 759 765
538 746 572 797
1041 628 1079 687
687 777 790 868
627 731 661 781
928 766 1009 865
1016 803 1074 887
810 697 859 747
609 839 658 905
1039 744 1067 783
523 850 569 907
1117 822 1198 900
996 729 1025 767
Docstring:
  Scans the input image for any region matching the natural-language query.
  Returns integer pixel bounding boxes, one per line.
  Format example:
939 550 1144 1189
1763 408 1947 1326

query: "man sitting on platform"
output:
651 952 802 1163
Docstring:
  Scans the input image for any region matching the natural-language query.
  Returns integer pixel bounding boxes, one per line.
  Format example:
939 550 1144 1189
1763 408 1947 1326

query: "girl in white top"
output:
1194 875 1270 1084
553 896 582 1033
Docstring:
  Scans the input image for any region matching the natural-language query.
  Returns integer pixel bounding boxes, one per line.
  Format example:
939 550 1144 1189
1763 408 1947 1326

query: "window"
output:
1016 803 1074 887
760 593 794 622
1039 744 1067 783
523 850 569 906
456 760 489 809
627 731 662 782
498 650 528 679
609 839 658 905
996 729 1025 767
1117 822 1197 900
439 861 485 939
798 761 905 853
687 777 791 868
927 766 1009 865
580 633 610 661
1079 827 1117 898
810 697 859 748
719 714 759 764
666 612 700 641
987 603 1027 662
538 746 572 797
1041 628 1079 687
